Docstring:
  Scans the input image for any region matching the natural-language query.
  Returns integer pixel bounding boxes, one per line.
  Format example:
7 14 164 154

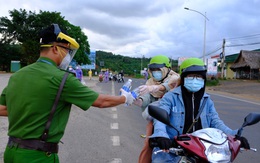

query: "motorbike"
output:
98 74 103 82
109 74 113 81
117 74 123 83
148 105 260 163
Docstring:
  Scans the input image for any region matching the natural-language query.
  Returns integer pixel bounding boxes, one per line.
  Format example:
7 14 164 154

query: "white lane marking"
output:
111 107 117 112
110 158 122 163
111 80 122 162
110 123 119 129
111 136 120 146
111 113 118 119
112 79 115 95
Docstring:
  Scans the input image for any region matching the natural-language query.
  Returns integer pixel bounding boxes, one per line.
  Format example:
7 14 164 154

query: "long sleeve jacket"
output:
150 86 238 139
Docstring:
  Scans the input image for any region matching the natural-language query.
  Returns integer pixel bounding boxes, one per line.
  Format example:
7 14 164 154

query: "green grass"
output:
206 79 219 86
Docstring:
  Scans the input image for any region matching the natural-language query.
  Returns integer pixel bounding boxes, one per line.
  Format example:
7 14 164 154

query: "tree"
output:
66 24 90 64
0 9 90 69
0 43 21 71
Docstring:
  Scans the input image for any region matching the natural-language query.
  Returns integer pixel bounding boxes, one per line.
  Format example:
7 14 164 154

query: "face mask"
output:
184 77 204 92
59 54 71 70
152 71 162 81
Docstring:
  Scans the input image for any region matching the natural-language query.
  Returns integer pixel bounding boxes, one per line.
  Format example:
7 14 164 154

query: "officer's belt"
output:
8 136 58 153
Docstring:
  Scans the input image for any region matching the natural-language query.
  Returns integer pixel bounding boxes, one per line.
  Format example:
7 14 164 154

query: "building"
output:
230 50 260 80
225 53 239 79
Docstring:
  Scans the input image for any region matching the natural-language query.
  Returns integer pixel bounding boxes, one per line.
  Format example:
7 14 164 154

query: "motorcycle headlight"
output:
201 140 231 162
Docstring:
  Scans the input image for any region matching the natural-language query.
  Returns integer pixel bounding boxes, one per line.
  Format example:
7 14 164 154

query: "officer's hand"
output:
236 136 250 149
139 85 160 95
120 89 135 105
157 137 172 150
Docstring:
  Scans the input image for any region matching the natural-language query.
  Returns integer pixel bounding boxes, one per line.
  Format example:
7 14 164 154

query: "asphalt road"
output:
0 74 260 163
208 93 260 162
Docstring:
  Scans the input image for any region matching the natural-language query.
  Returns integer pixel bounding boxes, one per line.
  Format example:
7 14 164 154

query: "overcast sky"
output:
1 0 260 60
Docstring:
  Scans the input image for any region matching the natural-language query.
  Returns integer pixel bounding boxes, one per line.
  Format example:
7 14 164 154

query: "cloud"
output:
1 0 260 60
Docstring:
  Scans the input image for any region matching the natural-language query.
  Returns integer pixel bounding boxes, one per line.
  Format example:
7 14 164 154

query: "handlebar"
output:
154 147 258 155
154 147 184 155
240 147 257 152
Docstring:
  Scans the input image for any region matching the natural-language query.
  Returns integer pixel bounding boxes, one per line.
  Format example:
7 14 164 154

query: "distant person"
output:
104 70 109 82
109 71 113 81
75 65 83 81
99 71 103 82
0 24 135 163
68 66 76 76
143 69 148 81
119 70 125 83
88 69 92 80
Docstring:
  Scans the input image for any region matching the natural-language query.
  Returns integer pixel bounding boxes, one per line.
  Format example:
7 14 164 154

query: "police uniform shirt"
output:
0 57 99 143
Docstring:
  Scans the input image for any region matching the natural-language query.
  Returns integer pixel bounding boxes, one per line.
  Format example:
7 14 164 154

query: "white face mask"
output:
59 54 71 70
152 71 163 81
184 77 205 92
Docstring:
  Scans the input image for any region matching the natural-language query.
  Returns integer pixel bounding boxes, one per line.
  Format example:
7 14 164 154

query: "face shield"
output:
40 24 79 70
56 32 79 70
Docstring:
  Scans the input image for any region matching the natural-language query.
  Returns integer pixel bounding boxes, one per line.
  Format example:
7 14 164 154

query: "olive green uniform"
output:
0 57 99 163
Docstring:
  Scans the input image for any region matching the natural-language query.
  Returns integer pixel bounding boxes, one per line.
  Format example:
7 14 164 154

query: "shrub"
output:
206 78 219 86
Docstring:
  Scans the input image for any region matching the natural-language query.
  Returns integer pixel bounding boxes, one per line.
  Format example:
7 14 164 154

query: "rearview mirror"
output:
237 112 260 137
242 113 260 127
148 104 180 135
148 104 171 127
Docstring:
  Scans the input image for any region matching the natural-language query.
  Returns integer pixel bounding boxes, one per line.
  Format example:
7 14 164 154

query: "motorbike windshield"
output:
191 128 227 144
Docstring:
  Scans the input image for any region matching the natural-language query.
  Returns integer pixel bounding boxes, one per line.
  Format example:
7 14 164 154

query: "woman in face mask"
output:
134 55 180 163
150 58 249 162
139 55 180 100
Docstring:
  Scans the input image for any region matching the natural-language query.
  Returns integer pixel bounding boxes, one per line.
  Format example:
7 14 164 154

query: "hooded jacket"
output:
146 68 179 98
139 69 179 111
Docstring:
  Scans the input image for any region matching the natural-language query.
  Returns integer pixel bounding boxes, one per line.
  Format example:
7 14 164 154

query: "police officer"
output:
0 24 134 163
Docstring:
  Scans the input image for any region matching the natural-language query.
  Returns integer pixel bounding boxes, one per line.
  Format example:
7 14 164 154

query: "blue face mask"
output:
152 71 162 81
184 77 205 92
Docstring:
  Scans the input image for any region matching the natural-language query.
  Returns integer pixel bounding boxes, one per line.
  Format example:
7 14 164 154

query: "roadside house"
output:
225 53 239 79
230 50 260 79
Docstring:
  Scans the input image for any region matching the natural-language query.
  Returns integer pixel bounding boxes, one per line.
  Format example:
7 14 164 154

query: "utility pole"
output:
171 56 173 69
221 39 226 78
141 55 143 71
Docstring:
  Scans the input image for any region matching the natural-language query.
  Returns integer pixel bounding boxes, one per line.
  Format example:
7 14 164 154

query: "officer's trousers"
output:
4 145 59 163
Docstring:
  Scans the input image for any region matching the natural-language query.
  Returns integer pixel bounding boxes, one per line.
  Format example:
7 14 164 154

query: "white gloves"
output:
120 88 135 105
139 85 160 96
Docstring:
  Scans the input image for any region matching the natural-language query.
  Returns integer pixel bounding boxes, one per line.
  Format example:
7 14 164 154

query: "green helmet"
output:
179 58 206 75
148 55 171 69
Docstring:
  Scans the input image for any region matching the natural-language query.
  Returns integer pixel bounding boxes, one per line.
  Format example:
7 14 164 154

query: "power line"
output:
226 41 260 47
226 33 260 40
193 33 260 58
194 32 260 59
205 47 222 56
200 41 260 59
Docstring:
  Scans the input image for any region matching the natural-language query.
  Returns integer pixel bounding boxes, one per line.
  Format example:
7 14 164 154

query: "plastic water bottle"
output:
131 87 140 99
121 79 132 95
